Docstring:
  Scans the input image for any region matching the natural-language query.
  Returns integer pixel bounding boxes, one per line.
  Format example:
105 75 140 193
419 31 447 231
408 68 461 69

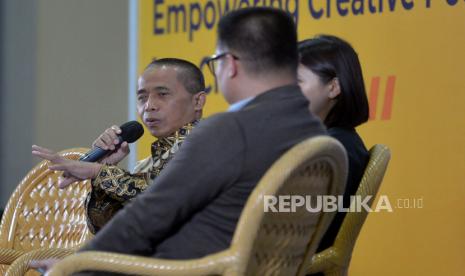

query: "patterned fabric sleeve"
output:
85 165 150 234
91 165 150 202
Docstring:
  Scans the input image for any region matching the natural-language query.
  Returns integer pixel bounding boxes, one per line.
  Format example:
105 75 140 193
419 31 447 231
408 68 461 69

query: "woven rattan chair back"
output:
229 136 348 276
0 148 92 274
306 144 391 276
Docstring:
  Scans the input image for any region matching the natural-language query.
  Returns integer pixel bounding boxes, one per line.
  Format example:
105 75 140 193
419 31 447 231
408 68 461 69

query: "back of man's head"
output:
146 58 206 95
217 7 298 77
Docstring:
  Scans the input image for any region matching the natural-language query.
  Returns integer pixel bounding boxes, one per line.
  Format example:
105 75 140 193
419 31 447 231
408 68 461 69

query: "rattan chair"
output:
305 144 391 276
46 136 348 276
0 148 93 275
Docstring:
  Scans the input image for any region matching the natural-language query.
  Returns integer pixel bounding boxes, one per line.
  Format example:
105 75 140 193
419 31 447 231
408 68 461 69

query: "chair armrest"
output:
5 248 75 276
48 250 238 276
0 248 25 265
306 247 341 274
307 245 353 274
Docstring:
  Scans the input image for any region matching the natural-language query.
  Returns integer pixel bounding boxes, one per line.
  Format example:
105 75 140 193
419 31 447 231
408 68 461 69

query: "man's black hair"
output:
146 58 205 94
217 7 298 75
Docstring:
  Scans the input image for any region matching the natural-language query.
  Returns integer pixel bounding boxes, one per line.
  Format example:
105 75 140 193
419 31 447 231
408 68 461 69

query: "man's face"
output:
137 66 197 138
213 45 236 104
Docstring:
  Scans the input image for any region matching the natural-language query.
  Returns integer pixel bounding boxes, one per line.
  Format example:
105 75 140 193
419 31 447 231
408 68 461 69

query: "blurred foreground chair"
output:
47 136 348 276
0 148 92 276
305 144 391 276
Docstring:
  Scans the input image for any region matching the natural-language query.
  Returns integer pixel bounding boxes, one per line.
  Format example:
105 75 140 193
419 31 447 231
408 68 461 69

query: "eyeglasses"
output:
206 52 239 76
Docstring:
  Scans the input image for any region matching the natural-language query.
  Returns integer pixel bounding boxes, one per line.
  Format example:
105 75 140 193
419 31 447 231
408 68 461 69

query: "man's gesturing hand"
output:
32 145 102 188
29 258 60 275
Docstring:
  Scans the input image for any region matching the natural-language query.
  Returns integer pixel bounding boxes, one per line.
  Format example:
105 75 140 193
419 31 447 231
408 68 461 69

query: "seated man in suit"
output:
31 7 326 272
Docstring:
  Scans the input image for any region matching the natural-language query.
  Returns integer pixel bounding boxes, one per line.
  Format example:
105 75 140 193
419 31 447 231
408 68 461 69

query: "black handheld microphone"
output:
79 121 144 162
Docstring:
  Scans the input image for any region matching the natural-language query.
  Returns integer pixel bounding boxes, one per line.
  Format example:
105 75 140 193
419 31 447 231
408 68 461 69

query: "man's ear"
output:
193 91 207 111
328 77 341 99
227 55 238 78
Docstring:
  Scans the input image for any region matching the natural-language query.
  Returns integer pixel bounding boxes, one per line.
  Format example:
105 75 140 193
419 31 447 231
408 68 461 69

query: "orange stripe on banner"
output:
368 76 380 120
381 75 396 120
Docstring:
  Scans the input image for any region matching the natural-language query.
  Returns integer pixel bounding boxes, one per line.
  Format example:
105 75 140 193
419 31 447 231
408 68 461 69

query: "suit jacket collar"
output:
241 84 302 110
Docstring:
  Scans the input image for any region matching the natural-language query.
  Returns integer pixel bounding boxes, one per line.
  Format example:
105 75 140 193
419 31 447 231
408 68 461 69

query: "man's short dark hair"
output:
217 7 298 75
146 58 206 94
299 35 369 128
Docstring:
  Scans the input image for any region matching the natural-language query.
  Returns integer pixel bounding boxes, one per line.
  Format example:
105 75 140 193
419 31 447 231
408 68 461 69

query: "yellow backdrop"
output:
137 1 465 275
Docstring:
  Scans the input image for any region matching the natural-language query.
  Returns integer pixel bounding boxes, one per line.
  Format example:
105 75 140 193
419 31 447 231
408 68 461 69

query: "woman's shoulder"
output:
328 126 357 141
328 127 368 155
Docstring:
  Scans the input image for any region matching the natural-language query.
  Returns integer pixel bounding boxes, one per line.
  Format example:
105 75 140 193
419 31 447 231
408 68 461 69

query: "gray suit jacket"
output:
81 84 326 260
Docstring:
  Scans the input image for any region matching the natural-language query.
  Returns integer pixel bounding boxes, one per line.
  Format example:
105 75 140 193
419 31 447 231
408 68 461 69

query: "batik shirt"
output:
85 121 198 234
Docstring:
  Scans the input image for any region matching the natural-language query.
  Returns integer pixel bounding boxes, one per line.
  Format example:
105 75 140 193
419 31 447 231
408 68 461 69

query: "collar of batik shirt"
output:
150 120 199 160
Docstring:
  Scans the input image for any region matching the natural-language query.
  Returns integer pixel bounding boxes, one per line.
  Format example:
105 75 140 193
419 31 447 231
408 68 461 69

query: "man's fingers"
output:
100 133 116 150
111 125 122 134
93 138 108 150
58 176 78 188
120 142 130 153
32 150 50 160
32 150 56 162
93 125 121 149
32 145 54 154
105 128 120 145
30 258 60 271
32 145 64 163
32 145 55 160
29 259 50 269
48 163 68 171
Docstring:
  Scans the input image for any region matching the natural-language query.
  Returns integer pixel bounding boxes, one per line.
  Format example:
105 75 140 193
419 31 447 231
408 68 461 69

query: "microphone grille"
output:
120 121 144 143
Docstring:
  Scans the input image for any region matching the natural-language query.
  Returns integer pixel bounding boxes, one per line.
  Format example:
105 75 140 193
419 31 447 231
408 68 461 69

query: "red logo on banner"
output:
368 76 396 120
